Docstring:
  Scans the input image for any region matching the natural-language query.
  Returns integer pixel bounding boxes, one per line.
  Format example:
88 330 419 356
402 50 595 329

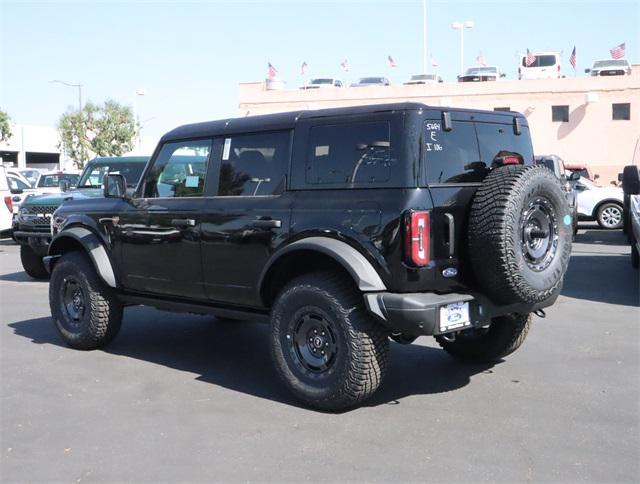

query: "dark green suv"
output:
13 156 148 279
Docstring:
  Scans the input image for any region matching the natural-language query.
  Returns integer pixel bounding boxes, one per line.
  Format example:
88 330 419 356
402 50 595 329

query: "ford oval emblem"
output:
442 267 458 278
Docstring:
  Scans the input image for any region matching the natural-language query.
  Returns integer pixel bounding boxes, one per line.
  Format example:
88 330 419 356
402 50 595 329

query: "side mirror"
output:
59 180 70 192
500 73 506 78
568 172 581 181
594 174 600 180
103 173 127 199
622 165 640 195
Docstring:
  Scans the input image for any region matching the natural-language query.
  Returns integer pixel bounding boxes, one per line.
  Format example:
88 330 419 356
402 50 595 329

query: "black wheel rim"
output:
60 276 86 325
521 196 559 272
288 309 338 375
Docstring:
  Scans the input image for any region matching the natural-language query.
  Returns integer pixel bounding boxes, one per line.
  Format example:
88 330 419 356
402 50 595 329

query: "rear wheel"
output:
49 251 123 350
596 203 623 230
270 272 389 410
435 313 531 363
20 244 49 280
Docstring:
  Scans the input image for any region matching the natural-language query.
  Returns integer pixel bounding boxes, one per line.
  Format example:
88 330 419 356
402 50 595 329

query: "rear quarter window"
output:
305 121 398 187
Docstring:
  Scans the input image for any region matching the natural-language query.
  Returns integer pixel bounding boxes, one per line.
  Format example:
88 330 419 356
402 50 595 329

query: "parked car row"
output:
296 53 631 90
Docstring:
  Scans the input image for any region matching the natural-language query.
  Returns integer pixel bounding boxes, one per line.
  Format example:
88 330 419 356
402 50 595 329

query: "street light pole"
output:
451 21 474 76
423 0 428 73
133 88 146 149
49 79 83 112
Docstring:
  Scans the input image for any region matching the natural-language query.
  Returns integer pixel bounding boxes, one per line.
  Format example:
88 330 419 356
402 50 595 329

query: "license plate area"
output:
439 302 471 333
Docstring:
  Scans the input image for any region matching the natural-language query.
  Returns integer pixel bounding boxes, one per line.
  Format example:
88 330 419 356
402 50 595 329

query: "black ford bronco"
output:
46 103 572 410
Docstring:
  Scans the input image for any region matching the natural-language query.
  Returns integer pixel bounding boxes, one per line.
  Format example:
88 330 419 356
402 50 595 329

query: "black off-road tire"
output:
468 165 572 305
49 251 123 350
596 202 624 230
20 245 49 280
270 272 390 411
435 313 531 363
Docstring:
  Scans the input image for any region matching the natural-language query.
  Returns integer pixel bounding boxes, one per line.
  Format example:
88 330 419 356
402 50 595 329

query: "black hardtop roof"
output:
162 102 525 141
88 156 150 164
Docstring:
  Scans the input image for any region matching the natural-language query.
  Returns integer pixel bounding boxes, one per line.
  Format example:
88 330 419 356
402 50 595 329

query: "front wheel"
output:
597 203 623 230
49 251 123 350
270 272 389 410
435 313 531 363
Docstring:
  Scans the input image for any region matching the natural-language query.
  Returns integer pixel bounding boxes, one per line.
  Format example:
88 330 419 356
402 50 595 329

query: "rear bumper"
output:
364 290 558 337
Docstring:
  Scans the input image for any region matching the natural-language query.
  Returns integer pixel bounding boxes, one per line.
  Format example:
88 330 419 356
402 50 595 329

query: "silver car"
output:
587 59 632 76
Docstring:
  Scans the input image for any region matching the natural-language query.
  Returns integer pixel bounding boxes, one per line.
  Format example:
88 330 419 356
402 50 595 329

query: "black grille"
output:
23 205 56 226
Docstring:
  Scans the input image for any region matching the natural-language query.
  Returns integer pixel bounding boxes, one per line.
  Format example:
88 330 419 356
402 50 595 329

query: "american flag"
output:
525 49 536 67
388 55 397 68
569 46 577 69
301 61 308 76
340 59 350 71
610 42 625 59
476 53 486 66
267 62 277 79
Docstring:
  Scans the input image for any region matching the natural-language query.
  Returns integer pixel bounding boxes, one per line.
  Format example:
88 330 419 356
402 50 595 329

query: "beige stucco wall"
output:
239 68 640 185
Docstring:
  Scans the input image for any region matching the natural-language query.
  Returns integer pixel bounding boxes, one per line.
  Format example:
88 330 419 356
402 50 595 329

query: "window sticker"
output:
223 138 232 161
315 145 329 157
185 175 200 188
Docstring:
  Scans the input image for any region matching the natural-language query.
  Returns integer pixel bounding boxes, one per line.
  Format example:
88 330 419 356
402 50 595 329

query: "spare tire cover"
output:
468 165 572 305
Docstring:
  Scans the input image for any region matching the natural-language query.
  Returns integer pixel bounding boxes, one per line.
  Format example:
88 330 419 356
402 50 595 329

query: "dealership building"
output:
238 67 640 184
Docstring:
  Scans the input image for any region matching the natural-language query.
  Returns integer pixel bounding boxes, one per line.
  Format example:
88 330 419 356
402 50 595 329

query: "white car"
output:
587 59 632 77
575 176 624 229
301 78 344 89
0 166 16 235
518 51 561 80
458 66 504 82
404 73 443 84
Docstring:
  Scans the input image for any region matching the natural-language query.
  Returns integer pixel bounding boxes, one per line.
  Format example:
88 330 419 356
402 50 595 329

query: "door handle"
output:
251 219 282 229
171 218 196 228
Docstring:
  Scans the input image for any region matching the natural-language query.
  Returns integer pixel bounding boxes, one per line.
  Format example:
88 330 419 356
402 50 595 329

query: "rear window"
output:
522 54 557 68
306 121 395 186
425 120 533 184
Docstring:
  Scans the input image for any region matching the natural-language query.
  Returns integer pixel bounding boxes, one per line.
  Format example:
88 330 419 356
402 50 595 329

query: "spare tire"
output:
468 165 572 305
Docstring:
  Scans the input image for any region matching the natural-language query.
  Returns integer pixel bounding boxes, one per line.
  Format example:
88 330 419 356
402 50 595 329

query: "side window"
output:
424 120 481 183
552 105 569 122
475 123 534 167
306 121 393 186
143 139 211 198
218 130 290 196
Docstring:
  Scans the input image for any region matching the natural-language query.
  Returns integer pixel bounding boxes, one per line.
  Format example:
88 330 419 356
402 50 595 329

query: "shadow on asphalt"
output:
0 271 47 283
561 230 639 307
8 311 494 411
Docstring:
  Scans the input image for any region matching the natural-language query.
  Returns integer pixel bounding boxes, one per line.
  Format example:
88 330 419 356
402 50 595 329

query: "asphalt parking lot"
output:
1 228 638 483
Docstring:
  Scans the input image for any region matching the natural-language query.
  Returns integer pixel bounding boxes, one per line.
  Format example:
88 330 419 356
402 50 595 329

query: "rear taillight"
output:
404 211 430 266
4 196 12 213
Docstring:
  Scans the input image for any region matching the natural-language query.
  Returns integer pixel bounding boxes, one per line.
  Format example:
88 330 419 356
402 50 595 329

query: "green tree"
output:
58 100 136 169
0 109 12 143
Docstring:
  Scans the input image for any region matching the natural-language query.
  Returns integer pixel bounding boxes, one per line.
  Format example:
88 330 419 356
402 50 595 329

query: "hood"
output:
21 187 104 207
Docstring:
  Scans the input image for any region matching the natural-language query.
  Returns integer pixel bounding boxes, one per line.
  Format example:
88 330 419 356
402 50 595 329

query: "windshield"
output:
8 176 31 191
464 67 497 75
411 74 436 80
310 79 333 85
593 59 628 68
359 77 385 84
522 54 557 68
37 173 79 188
78 162 146 188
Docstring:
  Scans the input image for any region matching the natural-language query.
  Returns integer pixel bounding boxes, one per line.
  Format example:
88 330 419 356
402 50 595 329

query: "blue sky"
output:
1 0 638 142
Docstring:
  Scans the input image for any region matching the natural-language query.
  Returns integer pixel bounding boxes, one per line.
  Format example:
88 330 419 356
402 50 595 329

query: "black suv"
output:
46 103 572 410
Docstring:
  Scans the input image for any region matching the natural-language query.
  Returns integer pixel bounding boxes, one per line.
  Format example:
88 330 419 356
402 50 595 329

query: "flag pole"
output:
422 0 428 73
